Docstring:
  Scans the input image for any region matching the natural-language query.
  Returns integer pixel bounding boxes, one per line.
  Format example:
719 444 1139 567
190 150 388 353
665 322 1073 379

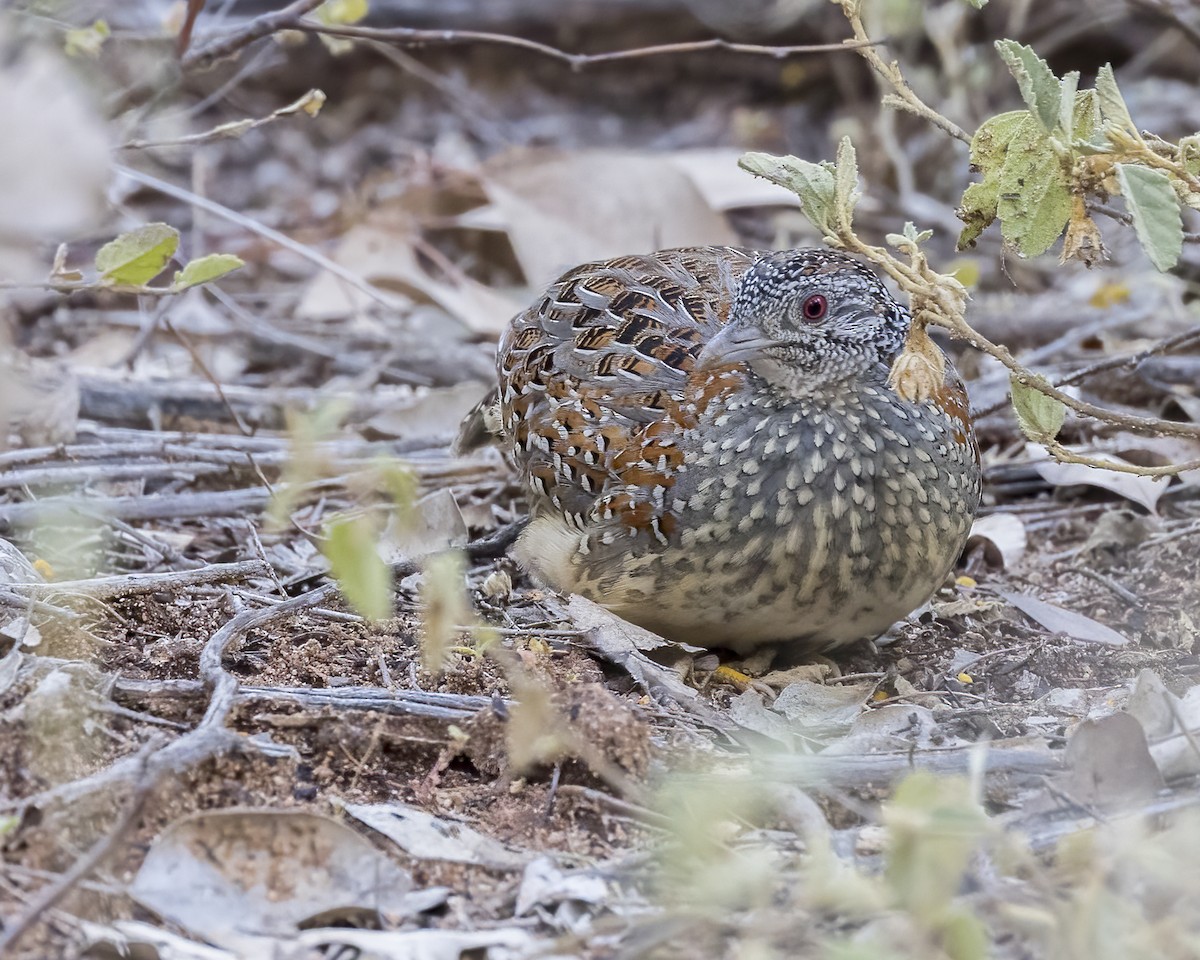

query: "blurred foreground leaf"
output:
95 223 179 286
324 514 393 621
173 253 245 290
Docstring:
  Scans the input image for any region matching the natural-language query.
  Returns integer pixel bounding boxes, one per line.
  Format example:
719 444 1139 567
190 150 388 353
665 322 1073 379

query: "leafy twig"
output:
119 89 325 150
836 0 970 144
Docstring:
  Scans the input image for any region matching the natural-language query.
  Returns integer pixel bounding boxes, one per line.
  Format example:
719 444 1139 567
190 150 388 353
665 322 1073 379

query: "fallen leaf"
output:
294 927 536 960
380 488 469 562
341 800 529 869
995 589 1130 646
1062 712 1163 811
361 381 491 444
81 920 237 960
515 855 609 918
130 809 443 951
666 148 803 211
1126 669 1200 781
565 595 721 721
967 513 1028 568
295 222 519 335
481 149 737 287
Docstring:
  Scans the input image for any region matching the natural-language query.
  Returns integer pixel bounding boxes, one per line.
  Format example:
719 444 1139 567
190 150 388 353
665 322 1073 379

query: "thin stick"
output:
181 0 327 69
187 15 877 72
14 560 272 601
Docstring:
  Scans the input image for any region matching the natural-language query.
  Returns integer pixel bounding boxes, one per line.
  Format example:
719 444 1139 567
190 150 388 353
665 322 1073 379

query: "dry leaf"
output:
295 222 518 335
341 801 529 870
666 148 804 211
996 589 1130 646
481 149 737 287
130 809 442 950
967 513 1028 568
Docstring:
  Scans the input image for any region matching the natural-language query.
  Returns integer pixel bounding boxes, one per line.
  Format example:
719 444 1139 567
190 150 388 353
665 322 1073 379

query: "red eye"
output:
801 294 827 322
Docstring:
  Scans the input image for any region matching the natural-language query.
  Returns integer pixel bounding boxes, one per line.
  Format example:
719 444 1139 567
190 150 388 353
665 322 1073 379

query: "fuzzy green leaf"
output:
1095 64 1137 137
995 40 1061 133
991 95 1095 257
1116 164 1183 270
323 514 393 621
833 136 861 231
995 115 1072 257
1010 375 1065 443
739 151 838 236
1057 71 1080 141
173 253 245 290
956 110 1028 249
95 223 180 286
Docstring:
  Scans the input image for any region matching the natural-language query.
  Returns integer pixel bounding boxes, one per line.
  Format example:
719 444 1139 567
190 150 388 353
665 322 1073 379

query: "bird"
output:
457 246 982 655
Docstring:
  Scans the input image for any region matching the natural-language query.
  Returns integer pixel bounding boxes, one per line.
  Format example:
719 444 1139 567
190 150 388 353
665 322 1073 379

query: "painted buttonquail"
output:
459 247 982 654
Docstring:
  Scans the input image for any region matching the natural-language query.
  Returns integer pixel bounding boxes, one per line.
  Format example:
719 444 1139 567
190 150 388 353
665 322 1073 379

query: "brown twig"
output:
976 323 1200 419
293 21 878 69
163 317 254 436
181 0 327 69
13 560 272 601
836 0 970 144
180 2 877 73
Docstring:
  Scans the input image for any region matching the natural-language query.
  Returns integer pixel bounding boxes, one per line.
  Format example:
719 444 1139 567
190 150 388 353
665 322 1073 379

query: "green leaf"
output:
940 909 989 960
1095 64 1137 138
1180 134 1200 177
886 221 933 253
1057 71 1080 140
1115 164 1183 271
883 772 987 925
64 19 110 58
739 151 838 236
317 0 368 24
323 514 393 621
994 40 1061 133
961 0 987 7
833 136 860 232
956 110 1028 249
995 115 1072 257
172 253 245 290
95 223 180 286
1010 374 1065 443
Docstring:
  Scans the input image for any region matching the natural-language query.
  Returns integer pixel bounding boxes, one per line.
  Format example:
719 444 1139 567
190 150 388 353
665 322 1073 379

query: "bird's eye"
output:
800 294 828 323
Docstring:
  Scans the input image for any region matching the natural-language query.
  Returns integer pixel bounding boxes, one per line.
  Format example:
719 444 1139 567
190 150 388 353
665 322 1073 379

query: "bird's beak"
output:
695 324 782 371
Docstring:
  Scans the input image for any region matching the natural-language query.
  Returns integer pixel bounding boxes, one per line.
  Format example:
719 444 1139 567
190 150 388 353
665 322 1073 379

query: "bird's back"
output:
494 246 759 525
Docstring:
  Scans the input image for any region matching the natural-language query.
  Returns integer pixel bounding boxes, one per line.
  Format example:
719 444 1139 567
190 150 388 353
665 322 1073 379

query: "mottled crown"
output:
729 249 910 388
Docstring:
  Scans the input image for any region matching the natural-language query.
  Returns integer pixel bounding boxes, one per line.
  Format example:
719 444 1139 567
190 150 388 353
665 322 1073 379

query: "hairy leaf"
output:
995 40 1060 133
833 136 860 232
956 110 1027 249
739 151 838 236
95 223 179 286
995 115 1072 257
1010 375 1065 443
1116 164 1183 271
324 514 393 621
1095 64 1137 137
173 253 244 290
